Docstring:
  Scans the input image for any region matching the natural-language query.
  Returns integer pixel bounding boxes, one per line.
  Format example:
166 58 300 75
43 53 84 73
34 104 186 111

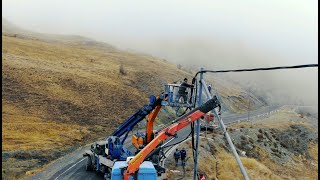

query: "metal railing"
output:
163 83 195 107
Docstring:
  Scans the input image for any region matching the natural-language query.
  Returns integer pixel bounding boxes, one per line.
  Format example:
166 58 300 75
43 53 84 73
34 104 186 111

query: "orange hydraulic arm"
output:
131 105 161 149
145 96 167 144
123 97 220 180
145 104 162 144
132 96 167 149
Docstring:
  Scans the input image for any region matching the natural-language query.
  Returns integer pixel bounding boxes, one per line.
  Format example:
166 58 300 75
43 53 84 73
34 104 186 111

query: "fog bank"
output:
3 0 318 107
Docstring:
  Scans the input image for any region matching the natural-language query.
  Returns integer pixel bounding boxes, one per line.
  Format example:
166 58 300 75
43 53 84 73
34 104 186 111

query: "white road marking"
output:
54 157 86 180
161 138 175 148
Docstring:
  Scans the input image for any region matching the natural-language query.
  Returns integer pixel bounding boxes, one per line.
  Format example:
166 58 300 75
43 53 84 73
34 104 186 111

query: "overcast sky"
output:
3 0 318 106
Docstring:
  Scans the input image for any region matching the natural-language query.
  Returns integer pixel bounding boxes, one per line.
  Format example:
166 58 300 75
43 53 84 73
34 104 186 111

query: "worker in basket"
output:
177 78 194 103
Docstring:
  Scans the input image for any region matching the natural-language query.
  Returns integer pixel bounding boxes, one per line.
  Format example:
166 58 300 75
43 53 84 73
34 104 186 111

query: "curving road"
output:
30 105 282 180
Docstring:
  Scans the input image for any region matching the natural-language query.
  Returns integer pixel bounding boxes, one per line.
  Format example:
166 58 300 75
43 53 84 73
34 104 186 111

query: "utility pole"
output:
205 88 208 137
247 90 250 121
194 67 203 180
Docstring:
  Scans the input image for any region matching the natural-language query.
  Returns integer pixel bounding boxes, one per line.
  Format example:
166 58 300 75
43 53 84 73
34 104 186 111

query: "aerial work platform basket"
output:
161 83 196 108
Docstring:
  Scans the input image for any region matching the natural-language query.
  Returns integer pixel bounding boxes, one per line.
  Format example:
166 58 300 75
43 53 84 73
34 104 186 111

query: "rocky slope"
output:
166 108 318 179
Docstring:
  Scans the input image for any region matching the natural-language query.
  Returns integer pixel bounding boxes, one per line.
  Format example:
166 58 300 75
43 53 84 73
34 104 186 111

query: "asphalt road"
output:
30 105 281 180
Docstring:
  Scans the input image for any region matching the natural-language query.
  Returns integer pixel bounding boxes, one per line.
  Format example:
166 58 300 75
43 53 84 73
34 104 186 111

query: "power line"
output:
194 64 318 78
191 64 318 107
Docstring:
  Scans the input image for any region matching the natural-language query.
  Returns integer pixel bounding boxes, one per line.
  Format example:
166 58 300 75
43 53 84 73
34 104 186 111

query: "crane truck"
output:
83 95 163 179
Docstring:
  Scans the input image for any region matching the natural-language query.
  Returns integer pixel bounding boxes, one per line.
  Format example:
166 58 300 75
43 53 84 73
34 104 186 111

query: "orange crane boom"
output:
131 104 161 149
145 96 168 144
123 97 220 179
145 104 162 143
132 96 167 149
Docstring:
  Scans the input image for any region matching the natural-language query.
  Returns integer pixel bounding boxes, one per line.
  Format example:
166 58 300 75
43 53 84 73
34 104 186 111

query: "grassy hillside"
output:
2 33 192 145
2 30 193 178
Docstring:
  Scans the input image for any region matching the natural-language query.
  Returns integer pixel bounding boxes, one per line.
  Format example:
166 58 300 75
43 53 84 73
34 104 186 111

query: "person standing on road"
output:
180 147 187 165
174 149 181 166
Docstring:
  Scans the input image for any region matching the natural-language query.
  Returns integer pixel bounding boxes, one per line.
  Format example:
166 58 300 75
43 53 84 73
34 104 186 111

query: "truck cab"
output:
83 140 115 179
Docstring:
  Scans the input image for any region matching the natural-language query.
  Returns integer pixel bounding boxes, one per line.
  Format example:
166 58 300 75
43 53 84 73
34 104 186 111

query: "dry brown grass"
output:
3 109 90 151
216 149 282 180
309 142 318 161
2 34 190 152
198 156 217 180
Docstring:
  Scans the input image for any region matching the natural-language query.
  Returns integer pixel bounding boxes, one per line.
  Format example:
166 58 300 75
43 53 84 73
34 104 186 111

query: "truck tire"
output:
104 168 111 180
86 156 92 171
104 174 110 180
101 165 106 174
152 154 159 164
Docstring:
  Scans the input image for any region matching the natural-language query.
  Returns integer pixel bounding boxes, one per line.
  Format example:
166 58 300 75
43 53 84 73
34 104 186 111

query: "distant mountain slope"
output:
2 18 22 33
2 17 114 49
